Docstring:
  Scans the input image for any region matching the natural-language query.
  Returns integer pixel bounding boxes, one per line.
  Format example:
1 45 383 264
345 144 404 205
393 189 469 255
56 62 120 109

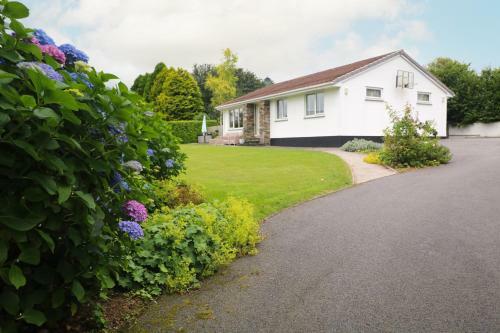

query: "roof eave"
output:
216 81 340 110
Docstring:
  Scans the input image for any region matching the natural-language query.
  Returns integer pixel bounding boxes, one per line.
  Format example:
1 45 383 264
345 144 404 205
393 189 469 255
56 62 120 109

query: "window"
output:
229 108 244 129
277 99 287 120
305 92 325 117
366 87 382 100
396 70 414 89
417 92 431 104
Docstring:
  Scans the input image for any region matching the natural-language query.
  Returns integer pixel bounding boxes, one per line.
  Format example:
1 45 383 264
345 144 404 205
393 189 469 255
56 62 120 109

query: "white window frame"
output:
417 91 431 105
305 92 325 118
365 87 383 101
276 99 288 121
228 108 244 129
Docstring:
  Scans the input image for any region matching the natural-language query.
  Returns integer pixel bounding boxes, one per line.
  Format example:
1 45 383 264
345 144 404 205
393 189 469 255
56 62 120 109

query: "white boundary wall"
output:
449 122 500 137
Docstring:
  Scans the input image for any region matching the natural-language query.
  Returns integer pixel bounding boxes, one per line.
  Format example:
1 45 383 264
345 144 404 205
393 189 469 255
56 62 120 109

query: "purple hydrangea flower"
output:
118 221 144 240
123 200 148 222
34 29 55 45
110 171 130 193
123 160 143 172
69 72 93 89
165 159 175 168
147 149 155 156
17 62 64 82
59 44 89 65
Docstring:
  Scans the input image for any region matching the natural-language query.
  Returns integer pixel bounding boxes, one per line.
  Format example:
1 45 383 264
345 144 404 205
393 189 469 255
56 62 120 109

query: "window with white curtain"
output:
305 92 324 116
277 99 287 120
366 87 382 100
229 108 244 129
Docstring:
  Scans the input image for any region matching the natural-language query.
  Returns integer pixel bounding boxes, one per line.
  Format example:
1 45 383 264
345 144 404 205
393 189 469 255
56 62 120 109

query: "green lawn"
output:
179 145 352 220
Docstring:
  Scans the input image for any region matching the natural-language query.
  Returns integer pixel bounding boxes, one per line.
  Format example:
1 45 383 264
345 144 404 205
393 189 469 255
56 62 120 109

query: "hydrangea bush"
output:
0 1 183 330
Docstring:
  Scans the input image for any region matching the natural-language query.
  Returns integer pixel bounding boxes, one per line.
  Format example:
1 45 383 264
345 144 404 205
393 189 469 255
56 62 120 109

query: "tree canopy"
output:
153 67 204 120
428 58 499 125
205 48 239 108
131 62 166 102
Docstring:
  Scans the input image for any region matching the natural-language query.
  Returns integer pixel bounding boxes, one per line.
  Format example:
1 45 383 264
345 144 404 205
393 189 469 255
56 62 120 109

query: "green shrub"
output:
0 4 183 330
363 152 382 165
340 138 382 152
167 120 218 143
379 105 452 168
118 198 260 296
152 179 205 209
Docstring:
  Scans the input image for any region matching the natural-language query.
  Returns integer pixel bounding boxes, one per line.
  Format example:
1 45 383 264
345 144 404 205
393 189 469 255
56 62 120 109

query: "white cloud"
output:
23 0 430 86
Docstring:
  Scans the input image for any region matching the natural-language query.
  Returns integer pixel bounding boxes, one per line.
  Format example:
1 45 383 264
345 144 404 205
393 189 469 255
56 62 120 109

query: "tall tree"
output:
153 67 204 120
427 58 480 125
205 48 238 108
192 64 216 117
235 68 265 96
131 62 167 102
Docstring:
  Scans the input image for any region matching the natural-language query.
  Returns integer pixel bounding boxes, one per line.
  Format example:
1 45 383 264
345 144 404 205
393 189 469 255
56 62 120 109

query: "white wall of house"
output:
269 87 340 138
449 122 500 137
339 55 448 137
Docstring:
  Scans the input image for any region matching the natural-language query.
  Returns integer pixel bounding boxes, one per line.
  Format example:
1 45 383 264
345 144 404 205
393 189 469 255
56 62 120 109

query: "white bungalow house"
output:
216 50 454 147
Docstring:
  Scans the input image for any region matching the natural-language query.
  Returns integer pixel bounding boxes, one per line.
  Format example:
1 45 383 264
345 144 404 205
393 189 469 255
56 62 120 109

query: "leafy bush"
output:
167 120 218 143
118 198 260 296
363 152 382 165
340 138 382 152
0 3 183 330
152 179 205 209
379 105 452 168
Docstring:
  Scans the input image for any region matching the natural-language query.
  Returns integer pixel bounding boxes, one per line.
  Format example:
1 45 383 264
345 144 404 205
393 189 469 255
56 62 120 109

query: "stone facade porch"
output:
242 101 270 145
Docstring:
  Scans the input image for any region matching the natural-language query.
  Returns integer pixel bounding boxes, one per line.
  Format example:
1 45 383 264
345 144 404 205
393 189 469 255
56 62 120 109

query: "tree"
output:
263 77 274 86
475 67 500 123
205 48 238 107
131 62 166 102
192 64 217 118
427 58 480 125
153 67 204 120
235 68 266 96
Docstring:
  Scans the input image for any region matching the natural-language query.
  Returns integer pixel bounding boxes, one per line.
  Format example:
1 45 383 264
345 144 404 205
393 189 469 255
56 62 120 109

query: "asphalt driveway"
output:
129 138 500 333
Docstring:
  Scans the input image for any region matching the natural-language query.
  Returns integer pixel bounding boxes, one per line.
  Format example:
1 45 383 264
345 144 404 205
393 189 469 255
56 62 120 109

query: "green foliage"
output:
192 63 217 118
118 198 260 296
167 120 218 143
205 48 238 107
379 105 452 168
427 57 500 125
131 63 166 102
0 3 183 330
235 68 266 97
340 138 382 152
152 67 204 120
152 179 205 209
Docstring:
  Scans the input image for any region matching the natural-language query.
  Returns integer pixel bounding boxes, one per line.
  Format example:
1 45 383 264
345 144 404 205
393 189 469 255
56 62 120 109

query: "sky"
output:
22 0 500 86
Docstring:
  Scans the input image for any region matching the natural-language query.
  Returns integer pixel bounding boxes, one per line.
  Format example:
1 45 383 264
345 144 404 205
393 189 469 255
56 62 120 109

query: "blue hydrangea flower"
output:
147 148 155 156
69 72 93 89
0 59 5 65
118 221 144 240
34 29 55 45
165 159 175 168
108 123 128 143
59 44 89 65
18 62 63 82
110 171 130 193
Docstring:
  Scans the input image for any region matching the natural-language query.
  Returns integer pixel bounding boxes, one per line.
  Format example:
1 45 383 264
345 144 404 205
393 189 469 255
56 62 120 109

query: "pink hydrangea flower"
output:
123 200 148 222
31 37 66 64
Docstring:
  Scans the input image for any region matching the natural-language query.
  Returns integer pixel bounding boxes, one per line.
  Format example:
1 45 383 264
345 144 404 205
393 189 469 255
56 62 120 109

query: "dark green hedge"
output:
168 120 218 143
